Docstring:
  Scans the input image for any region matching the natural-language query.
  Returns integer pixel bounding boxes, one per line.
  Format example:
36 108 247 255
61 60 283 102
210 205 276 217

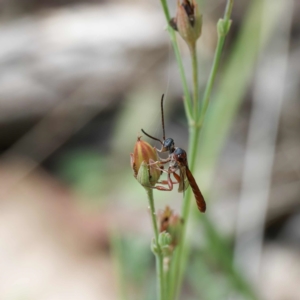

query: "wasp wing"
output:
178 167 189 193
185 166 206 212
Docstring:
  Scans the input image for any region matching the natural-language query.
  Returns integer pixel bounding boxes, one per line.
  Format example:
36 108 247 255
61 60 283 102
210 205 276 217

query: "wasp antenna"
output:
141 129 163 145
161 94 166 141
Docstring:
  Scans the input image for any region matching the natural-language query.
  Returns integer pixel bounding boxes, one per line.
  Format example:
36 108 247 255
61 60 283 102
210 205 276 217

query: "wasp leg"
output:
149 159 163 167
155 168 171 174
156 171 180 186
150 171 174 191
172 172 181 183
149 157 171 167
154 147 163 153
158 179 178 185
149 159 171 177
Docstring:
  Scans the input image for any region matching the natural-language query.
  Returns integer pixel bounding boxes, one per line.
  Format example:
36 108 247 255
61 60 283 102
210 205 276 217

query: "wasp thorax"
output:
174 148 187 163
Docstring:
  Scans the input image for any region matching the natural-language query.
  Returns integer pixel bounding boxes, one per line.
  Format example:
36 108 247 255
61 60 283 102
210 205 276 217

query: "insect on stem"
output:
142 95 206 213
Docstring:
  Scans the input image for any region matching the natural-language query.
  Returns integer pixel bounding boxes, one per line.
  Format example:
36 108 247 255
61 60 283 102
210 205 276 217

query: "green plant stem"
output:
224 0 234 21
199 0 234 124
146 188 165 300
167 1 235 299
165 258 172 299
168 125 200 300
199 36 224 123
190 45 199 120
161 0 194 123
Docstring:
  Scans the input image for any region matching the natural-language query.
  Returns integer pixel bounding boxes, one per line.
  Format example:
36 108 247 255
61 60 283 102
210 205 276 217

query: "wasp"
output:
141 95 206 213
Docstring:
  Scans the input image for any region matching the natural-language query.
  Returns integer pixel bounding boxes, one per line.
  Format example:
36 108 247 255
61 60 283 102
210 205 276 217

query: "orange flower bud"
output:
170 0 202 49
130 137 161 187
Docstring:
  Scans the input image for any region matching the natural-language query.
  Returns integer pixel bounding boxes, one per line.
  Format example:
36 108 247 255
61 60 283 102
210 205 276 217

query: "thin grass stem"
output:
190 45 199 120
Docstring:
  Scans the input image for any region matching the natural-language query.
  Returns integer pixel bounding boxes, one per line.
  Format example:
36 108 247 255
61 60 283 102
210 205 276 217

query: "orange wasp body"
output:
141 95 206 213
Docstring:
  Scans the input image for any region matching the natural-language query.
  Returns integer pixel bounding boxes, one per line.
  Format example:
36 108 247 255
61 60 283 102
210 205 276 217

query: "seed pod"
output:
170 0 202 49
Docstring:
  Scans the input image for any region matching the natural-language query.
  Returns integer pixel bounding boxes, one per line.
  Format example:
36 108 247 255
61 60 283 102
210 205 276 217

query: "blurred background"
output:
0 0 299 299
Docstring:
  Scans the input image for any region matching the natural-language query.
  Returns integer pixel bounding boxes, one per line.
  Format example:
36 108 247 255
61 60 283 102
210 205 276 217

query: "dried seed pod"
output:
170 0 202 49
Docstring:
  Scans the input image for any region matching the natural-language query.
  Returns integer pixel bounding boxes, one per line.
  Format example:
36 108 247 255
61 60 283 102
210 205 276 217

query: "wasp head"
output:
162 138 175 154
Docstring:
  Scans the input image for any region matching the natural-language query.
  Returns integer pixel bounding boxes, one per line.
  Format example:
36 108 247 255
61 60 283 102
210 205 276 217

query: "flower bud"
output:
159 205 173 232
159 231 172 248
136 161 152 187
217 18 232 37
158 206 183 248
130 137 161 187
167 214 183 247
158 232 173 257
170 0 202 49
151 238 159 255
